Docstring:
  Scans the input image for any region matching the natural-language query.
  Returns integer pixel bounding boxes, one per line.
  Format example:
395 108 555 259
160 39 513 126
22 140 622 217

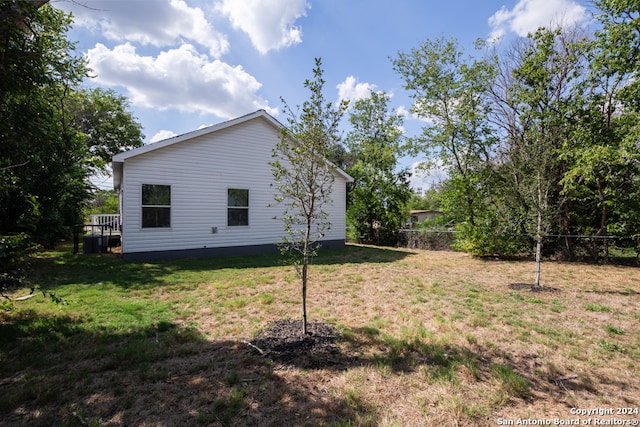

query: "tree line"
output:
1 1 143 288
2 0 639 290
388 1 640 268
322 2 640 271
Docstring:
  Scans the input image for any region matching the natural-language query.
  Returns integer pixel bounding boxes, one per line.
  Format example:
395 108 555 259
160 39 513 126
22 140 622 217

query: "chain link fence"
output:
396 229 639 265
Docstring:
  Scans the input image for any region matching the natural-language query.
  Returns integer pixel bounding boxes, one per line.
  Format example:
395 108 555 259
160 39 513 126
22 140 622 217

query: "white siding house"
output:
112 110 352 261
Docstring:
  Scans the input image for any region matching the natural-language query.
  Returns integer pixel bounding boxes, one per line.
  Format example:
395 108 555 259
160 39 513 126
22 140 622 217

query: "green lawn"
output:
1 244 638 426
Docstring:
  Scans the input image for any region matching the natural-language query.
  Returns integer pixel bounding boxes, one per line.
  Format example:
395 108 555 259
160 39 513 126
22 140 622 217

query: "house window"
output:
228 188 249 226
142 184 171 228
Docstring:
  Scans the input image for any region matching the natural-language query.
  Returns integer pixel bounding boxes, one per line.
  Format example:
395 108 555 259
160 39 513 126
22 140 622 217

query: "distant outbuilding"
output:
409 210 444 226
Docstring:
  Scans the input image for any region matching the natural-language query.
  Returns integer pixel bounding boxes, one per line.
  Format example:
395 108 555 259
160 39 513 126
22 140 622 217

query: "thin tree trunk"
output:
535 233 542 288
534 174 543 288
597 179 609 262
302 257 308 335
301 220 311 335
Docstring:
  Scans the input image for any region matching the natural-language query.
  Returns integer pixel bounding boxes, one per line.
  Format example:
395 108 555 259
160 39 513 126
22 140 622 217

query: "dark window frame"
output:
141 184 171 228
227 188 249 227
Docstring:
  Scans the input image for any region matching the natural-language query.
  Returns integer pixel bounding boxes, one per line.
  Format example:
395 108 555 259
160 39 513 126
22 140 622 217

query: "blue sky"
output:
51 0 592 190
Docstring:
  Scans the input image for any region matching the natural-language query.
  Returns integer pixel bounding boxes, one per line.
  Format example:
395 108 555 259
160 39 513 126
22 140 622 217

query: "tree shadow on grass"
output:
508 283 560 293
583 288 640 296
248 319 607 410
250 320 487 380
1 310 612 426
0 312 372 427
254 321 492 379
28 243 415 291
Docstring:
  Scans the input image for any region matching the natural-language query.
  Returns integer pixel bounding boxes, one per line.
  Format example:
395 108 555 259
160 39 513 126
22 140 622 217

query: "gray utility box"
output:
83 234 107 254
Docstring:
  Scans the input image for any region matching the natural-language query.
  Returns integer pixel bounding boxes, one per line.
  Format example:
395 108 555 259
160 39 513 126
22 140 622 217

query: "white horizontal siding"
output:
120 117 347 255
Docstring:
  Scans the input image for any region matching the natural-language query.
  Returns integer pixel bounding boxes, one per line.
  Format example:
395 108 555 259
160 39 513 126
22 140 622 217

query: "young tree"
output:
490 27 589 285
345 91 412 243
271 58 348 335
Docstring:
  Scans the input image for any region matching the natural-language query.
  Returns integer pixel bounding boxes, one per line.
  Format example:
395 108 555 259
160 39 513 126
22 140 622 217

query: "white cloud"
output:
488 0 587 42
86 43 276 119
336 76 377 103
61 0 229 57
150 130 178 143
397 104 433 124
217 0 309 54
409 160 447 190
396 105 410 118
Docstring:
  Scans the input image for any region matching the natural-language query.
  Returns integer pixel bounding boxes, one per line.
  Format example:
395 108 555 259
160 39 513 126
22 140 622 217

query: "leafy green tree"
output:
0 1 143 305
1 2 145 244
345 91 411 243
558 0 640 258
1 1 89 247
66 88 145 174
490 27 590 284
393 37 503 255
271 58 348 335
486 12 640 264
406 187 443 212
391 6 640 266
592 0 640 108
87 190 119 216
392 38 497 227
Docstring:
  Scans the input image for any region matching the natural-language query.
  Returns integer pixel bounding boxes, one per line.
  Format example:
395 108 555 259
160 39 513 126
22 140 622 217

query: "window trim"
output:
227 188 249 227
141 184 171 228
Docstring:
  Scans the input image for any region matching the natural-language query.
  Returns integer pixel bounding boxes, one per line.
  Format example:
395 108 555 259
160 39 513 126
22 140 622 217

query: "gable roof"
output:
112 109 353 190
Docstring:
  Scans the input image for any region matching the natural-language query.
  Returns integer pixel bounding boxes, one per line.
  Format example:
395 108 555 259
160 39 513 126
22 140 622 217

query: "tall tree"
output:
593 0 640 108
345 91 411 243
393 37 503 255
271 58 348 335
390 4 640 265
490 27 589 285
66 87 145 174
392 38 497 227
1 1 89 246
1 3 145 252
558 0 640 259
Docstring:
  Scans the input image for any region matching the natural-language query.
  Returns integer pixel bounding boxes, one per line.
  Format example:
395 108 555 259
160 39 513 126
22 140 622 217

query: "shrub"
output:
399 229 456 250
0 233 39 296
454 222 530 257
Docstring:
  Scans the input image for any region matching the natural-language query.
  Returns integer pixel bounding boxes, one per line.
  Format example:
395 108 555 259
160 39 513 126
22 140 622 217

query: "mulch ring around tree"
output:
509 282 560 292
249 319 356 370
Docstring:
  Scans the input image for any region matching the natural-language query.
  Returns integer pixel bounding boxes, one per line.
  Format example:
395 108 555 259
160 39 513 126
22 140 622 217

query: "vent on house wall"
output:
211 227 218 234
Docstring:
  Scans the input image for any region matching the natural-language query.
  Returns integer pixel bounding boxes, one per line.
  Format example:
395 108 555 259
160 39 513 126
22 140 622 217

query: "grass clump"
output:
491 363 530 399
211 387 245 425
585 303 611 312
605 324 625 336
599 339 626 353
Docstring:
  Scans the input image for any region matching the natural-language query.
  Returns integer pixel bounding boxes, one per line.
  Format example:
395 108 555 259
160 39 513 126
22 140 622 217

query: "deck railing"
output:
91 213 121 232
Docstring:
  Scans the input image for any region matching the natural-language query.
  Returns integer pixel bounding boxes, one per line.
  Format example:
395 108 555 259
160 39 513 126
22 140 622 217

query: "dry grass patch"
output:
1 244 638 426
